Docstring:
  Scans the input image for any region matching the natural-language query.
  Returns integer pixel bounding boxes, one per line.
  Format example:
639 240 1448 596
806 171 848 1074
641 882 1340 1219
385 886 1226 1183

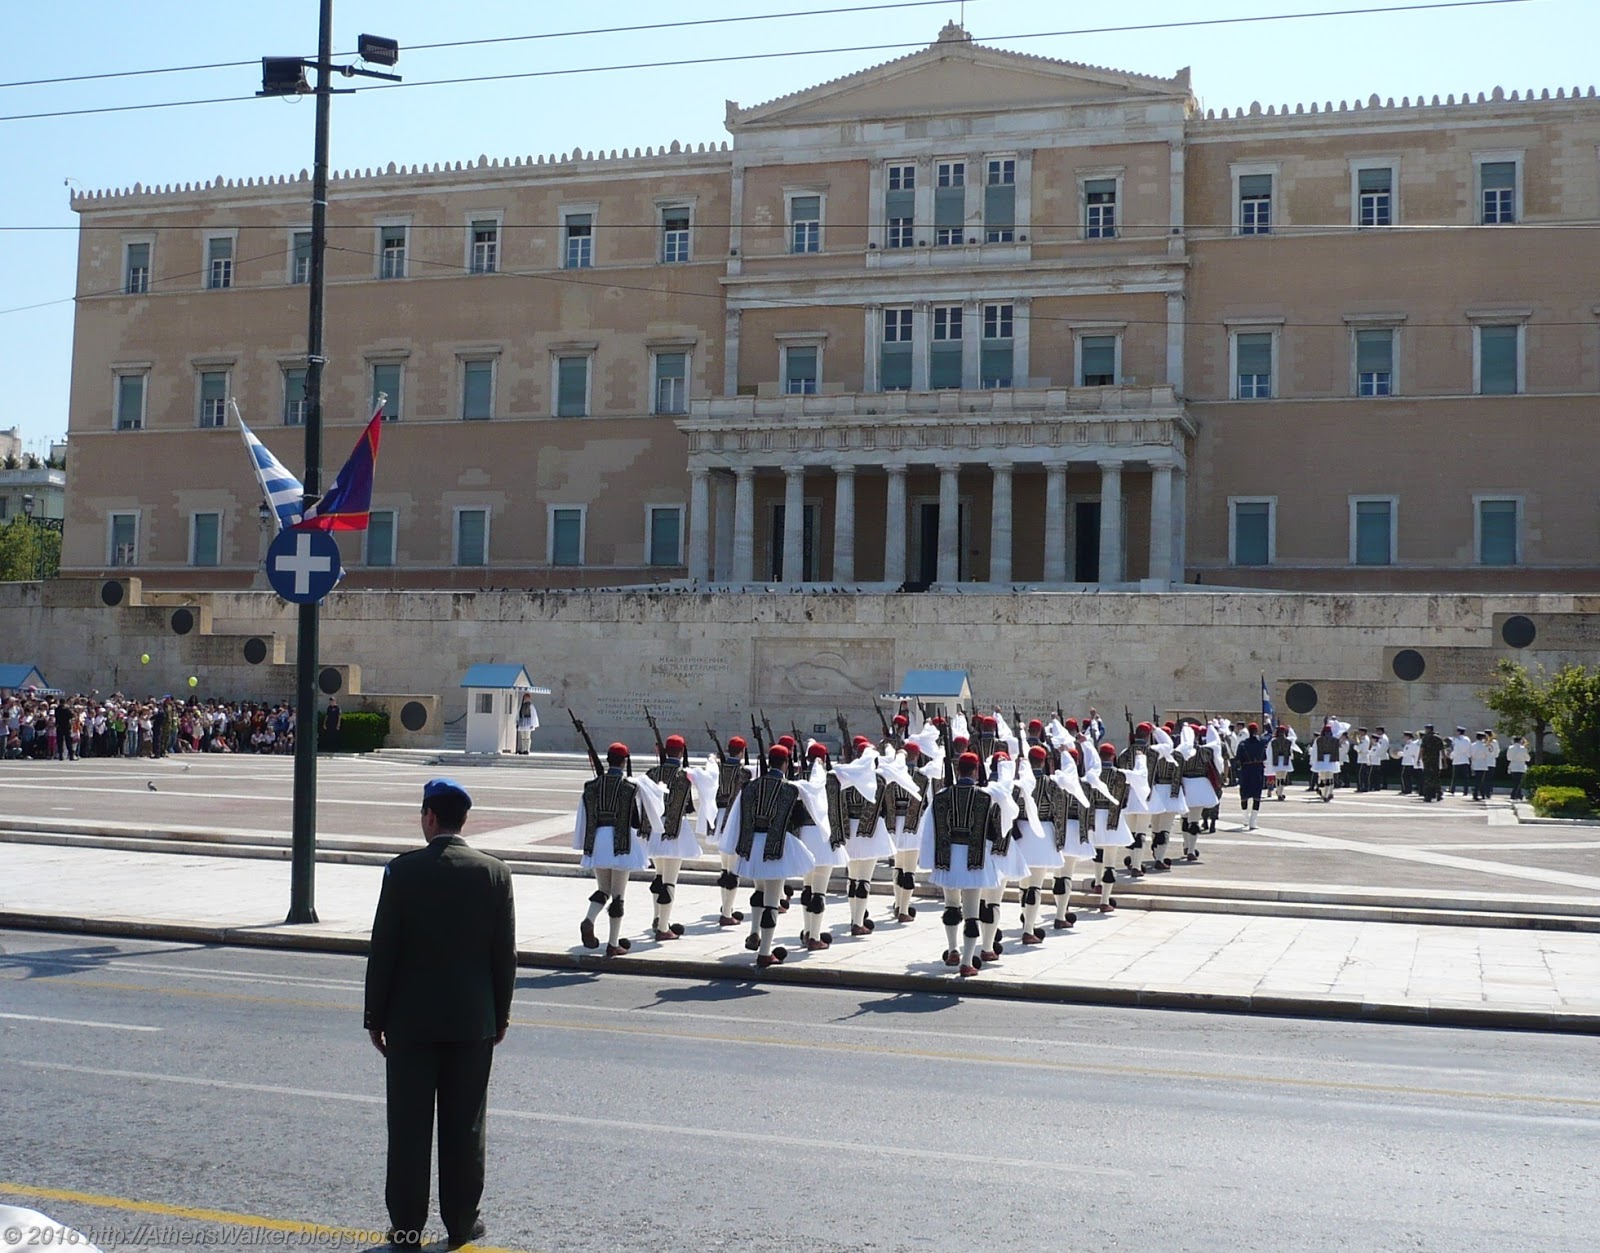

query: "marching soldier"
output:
719 743 815 968
1313 723 1342 803
712 735 752 926
915 751 1004 977
879 743 931 924
835 737 889 938
1269 725 1295 801
1053 744 1094 926
1117 726 1157 878
1088 744 1133 910
1179 723 1222 853
1017 745 1070 941
642 734 698 942
1145 725 1186 869
1234 722 1267 829
794 742 845 951
573 743 648 958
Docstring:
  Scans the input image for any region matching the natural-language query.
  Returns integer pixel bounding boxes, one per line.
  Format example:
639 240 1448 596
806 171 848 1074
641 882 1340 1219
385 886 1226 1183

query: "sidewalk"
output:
2 840 1596 1034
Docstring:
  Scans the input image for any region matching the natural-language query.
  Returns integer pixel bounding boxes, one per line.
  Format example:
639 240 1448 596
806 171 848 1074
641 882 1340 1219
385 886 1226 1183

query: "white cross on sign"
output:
276 531 333 595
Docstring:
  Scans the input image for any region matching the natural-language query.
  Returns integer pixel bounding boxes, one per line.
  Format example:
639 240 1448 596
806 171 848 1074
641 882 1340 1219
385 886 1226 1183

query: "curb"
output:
2 910 1595 1036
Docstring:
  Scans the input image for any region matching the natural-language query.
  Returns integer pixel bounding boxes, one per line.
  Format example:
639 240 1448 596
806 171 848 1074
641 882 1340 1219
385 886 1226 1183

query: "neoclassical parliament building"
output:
64 24 1600 594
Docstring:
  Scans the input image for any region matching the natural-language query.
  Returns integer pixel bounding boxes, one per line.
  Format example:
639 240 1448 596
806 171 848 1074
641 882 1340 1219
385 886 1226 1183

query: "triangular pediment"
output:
729 25 1190 129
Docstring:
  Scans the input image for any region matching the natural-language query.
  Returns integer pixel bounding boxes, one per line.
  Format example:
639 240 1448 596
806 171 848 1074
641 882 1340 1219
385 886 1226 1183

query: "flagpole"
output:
286 0 335 925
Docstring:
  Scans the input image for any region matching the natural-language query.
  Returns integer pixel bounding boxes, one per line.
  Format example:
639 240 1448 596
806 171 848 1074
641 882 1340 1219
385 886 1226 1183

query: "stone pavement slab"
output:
2 840 1596 1034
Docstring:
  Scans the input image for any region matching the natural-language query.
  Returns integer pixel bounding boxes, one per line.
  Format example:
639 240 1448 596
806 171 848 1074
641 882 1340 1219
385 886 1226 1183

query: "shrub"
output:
335 710 390 753
1523 764 1600 801
1530 786 1592 818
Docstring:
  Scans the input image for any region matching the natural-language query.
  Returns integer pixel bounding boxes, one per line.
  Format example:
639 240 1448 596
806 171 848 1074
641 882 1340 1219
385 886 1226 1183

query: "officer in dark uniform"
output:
1418 724 1446 803
364 778 516 1250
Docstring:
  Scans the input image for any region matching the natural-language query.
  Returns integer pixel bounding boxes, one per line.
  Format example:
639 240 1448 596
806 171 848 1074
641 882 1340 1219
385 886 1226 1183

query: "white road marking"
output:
8 1059 1123 1175
0 1011 160 1032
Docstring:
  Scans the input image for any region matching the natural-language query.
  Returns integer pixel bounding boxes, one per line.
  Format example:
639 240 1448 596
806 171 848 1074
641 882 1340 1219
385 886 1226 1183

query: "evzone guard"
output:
1145 724 1187 869
834 738 891 938
638 734 699 941
879 737 936 924
793 743 845 951
573 742 648 957
711 735 753 925
718 742 815 968
915 750 1005 977
1087 743 1134 912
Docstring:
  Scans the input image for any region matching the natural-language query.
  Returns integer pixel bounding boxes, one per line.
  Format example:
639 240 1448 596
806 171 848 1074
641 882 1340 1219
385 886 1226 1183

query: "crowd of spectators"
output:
3 692 297 759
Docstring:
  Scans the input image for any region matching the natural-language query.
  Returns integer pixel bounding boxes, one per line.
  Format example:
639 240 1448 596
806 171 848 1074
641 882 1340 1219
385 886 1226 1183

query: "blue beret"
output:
423 777 472 808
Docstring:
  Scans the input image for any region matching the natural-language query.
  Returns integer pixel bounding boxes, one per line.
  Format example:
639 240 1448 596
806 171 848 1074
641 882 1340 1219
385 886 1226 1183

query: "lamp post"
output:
259 2 399 926
20 493 42 581
254 501 272 590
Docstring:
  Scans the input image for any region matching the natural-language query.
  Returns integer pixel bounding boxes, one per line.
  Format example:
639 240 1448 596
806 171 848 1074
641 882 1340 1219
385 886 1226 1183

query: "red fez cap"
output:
767 743 790 763
903 742 922 757
1065 718 1080 732
932 716 946 726
892 714 909 727
1099 743 1117 758
607 742 630 763
982 715 997 729
778 734 797 749
957 751 981 771
1028 745 1048 761
952 733 969 745
1163 721 1176 734
664 734 686 755
992 749 1011 762
853 735 872 749
727 735 746 752
807 742 829 758
1066 745 1081 759
1247 722 1260 735
1136 721 1154 735
1028 719 1044 734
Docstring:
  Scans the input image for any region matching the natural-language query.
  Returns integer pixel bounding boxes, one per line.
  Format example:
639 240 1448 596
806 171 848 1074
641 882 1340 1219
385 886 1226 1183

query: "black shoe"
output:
447 1218 488 1250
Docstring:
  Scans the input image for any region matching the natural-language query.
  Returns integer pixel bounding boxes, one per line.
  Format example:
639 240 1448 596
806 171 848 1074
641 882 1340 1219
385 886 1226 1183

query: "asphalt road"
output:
2 929 1596 1252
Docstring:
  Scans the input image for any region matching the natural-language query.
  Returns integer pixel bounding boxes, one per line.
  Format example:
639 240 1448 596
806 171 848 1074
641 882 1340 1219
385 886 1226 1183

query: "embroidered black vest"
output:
736 774 800 862
1031 773 1068 847
582 773 637 857
1092 767 1128 827
716 758 744 809
881 778 926 833
645 761 693 838
931 784 995 872
824 773 866 849
1153 753 1183 798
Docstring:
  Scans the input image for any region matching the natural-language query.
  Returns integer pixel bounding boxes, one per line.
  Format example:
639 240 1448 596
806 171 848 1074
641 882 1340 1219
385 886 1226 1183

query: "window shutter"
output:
1357 167 1391 192
983 183 1014 230
1234 503 1269 565
649 509 680 566
785 347 817 385
457 511 487 566
1236 334 1272 375
929 345 962 389
1479 327 1518 394
1354 501 1391 565
1239 174 1272 197
1082 337 1117 380
1355 330 1392 373
934 187 964 228
885 188 914 221
1481 162 1515 190
881 344 912 390
980 345 1013 385
557 358 588 415
1479 501 1517 565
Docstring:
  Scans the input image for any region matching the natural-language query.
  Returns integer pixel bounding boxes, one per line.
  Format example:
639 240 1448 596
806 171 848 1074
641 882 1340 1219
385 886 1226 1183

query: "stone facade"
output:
63 24 1600 593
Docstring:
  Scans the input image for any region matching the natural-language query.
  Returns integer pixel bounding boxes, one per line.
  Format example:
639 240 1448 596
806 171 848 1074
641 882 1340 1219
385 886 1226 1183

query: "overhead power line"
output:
0 0 962 90
0 0 1535 123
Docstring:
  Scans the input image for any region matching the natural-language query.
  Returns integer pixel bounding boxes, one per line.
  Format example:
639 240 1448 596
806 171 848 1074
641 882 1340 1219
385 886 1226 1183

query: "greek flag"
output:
1261 673 1274 723
234 400 303 532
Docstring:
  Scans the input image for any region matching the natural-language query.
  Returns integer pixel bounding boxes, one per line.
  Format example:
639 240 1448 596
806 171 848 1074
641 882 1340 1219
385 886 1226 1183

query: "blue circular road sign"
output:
266 527 343 604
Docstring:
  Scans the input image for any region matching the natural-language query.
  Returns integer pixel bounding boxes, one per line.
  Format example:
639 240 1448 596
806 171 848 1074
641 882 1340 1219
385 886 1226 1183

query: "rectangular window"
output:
556 356 589 417
115 373 146 430
1232 501 1272 566
1478 499 1518 566
379 225 407 279
291 231 312 284
1353 499 1394 566
283 367 308 426
365 509 396 567
886 164 915 248
109 513 138 567
984 159 1015 243
648 506 682 566
784 346 819 395
789 195 820 254
1357 167 1392 227
654 352 687 415
1235 332 1272 398
206 236 233 289
550 508 583 566
930 305 963 390
469 219 499 274
660 207 690 264
881 308 913 391
125 242 150 294
981 303 1013 389
191 512 221 567
198 371 228 428
1239 174 1273 236
1481 161 1516 224
1085 178 1117 239
462 360 494 420
934 161 965 246
1356 329 1394 396
563 212 593 268
455 509 488 567
1081 335 1117 387
371 362 403 421
1477 325 1519 395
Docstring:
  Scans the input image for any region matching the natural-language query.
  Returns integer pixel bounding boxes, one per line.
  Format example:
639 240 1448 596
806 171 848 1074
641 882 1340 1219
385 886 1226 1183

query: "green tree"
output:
0 517 61 581
1481 658 1560 763
1550 664 1600 775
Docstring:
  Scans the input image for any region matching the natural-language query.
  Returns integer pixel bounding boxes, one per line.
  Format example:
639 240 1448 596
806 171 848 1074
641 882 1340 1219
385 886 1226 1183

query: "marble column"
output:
1171 467 1188 583
1043 461 1068 583
989 462 1013 585
713 473 735 580
1148 463 1174 584
936 462 960 585
833 465 856 583
884 464 908 585
782 464 806 585
688 468 711 583
1098 460 1124 584
732 466 755 583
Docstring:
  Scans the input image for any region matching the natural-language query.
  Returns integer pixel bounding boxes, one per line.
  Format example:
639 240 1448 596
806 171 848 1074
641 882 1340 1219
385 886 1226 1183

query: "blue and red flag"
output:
295 399 385 532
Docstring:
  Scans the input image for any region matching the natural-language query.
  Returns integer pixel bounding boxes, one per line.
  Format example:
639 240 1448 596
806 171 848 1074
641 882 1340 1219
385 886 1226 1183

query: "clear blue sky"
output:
2 0 1594 455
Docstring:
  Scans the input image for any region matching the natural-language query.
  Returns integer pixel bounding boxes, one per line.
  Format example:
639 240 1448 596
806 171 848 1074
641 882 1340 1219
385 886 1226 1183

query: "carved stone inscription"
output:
753 637 893 705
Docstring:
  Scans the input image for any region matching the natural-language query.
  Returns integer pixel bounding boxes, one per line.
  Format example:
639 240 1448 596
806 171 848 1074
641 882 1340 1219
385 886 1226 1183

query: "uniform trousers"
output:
384 1037 495 1243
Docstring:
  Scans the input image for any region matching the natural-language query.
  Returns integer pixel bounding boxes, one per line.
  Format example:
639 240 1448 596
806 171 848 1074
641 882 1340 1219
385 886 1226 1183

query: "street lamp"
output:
254 501 272 590
20 493 42 581
258 2 400 926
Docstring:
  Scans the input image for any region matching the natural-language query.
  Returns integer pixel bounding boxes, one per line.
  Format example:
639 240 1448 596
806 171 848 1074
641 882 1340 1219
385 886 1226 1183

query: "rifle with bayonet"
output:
875 701 894 745
643 704 666 770
1125 704 1135 750
835 707 852 760
750 714 768 766
568 708 603 777
761 709 778 752
705 721 725 758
